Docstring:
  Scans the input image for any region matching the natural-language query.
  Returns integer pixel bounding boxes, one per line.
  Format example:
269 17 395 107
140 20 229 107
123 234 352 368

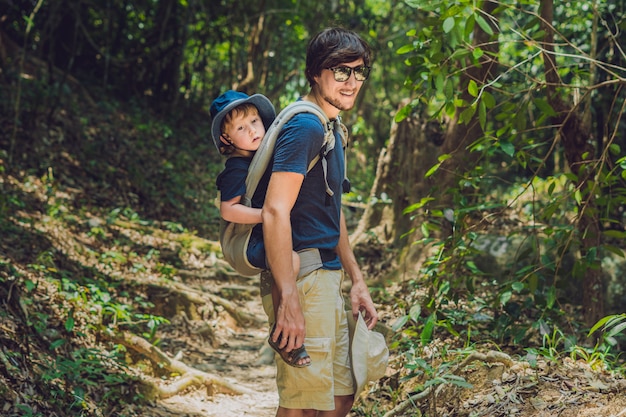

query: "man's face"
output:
314 59 366 114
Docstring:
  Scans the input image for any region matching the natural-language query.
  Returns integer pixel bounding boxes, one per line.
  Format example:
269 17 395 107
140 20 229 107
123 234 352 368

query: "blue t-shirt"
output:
258 111 344 270
216 156 251 201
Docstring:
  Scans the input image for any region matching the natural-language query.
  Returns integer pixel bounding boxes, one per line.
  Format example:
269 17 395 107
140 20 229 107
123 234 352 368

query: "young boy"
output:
210 90 311 368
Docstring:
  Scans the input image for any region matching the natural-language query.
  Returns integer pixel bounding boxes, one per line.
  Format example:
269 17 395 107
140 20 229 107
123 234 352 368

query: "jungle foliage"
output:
391 0 626 369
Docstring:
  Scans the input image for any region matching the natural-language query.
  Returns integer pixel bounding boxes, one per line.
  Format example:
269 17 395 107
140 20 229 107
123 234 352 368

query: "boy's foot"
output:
268 324 311 368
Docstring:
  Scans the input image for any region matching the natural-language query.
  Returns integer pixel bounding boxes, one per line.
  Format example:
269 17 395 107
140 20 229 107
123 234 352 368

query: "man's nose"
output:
345 73 357 86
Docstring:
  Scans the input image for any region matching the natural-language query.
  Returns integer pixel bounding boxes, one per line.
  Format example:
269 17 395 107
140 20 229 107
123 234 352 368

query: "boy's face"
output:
221 108 265 153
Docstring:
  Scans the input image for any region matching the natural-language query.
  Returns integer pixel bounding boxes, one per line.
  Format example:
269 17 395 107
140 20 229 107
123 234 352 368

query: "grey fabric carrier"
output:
219 101 347 277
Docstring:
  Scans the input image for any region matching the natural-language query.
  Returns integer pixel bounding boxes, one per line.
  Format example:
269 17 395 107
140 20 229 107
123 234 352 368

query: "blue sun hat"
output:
209 90 276 152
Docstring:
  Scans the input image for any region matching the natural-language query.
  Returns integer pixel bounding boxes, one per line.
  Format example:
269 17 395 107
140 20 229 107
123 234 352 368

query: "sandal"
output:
268 324 311 368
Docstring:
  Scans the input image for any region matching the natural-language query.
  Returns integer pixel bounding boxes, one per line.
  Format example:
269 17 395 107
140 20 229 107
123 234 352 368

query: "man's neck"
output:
303 91 340 120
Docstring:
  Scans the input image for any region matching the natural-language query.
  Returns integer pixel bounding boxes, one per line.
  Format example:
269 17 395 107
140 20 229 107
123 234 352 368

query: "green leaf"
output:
609 143 621 155
425 162 442 178
403 197 435 214
466 260 481 274
25 279 36 292
445 101 456 118
574 189 582 205
500 291 512 306
500 141 515 157
395 104 412 122
548 180 556 197
528 274 538 294
50 339 65 350
65 316 75 332
396 44 414 55
472 47 484 60
603 244 625 258
478 100 486 130
449 48 471 60
437 280 450 297
409 304 422 323
405 0 422 8
474 14 494 36
443 17 455 33
482 91 496 108
435 72 445 93
534 98 557 117
468 80 478 97
391 315 409 332
421 313 436 345
445 374 473 389
603 230 626 239
588 315 616 336
512 282 525 292
465 14 476 37
607 321 626 338
546 286 556 309
460 106 476 124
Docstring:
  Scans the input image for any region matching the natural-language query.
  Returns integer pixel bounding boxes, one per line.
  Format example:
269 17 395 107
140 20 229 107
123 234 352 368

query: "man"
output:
261 27 378 417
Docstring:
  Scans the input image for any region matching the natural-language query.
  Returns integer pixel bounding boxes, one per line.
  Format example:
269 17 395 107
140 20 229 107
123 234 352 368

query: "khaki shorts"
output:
261 269 354 410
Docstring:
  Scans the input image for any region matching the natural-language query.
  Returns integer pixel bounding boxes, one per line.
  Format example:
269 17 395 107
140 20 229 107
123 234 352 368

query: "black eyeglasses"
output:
326 65 371 82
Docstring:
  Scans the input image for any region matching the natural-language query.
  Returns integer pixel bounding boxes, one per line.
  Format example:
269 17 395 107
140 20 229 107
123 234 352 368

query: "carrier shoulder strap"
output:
243 101 348 205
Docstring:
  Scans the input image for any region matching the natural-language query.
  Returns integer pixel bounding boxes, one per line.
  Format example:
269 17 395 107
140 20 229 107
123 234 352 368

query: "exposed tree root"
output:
113 331 256 399
138 277 263 327
382 350 513 417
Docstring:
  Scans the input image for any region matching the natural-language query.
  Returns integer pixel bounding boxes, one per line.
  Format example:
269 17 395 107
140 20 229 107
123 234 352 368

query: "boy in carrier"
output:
210 90 311 368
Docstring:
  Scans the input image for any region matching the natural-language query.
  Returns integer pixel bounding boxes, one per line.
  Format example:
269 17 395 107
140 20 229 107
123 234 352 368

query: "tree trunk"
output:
235 4 265 94
540 0 604 328
351 102 441 267
353 1 500 271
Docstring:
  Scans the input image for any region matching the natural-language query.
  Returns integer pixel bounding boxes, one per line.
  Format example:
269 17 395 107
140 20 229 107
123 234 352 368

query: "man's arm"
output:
336 210 379 329
262 171 306 352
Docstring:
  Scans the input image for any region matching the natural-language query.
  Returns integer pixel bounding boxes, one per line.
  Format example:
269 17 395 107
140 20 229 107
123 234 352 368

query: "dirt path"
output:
145 286 281 417
158 331 279 417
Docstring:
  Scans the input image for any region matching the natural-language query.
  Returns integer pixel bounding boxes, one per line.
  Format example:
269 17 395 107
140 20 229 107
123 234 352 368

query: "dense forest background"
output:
1 0 626 416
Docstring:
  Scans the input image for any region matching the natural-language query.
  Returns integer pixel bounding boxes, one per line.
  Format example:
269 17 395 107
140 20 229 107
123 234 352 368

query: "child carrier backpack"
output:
219 100 348 276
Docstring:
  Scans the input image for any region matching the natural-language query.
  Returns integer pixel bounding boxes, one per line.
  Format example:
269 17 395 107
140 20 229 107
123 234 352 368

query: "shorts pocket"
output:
298 269 321 297
278 336 332 393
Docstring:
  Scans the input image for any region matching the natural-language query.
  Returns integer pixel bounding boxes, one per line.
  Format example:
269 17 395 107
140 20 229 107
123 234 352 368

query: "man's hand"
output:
350 279 378 330
272 287 306 352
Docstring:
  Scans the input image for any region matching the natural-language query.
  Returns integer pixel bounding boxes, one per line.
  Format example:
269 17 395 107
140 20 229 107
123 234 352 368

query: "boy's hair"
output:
219 103 260 155
305 27 372 87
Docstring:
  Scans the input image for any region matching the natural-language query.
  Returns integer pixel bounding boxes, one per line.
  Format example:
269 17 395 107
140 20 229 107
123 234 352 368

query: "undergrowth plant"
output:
0 187 175 415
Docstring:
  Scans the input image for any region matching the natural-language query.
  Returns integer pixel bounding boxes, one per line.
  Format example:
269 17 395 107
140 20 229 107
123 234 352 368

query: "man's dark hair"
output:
305 27 372 87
